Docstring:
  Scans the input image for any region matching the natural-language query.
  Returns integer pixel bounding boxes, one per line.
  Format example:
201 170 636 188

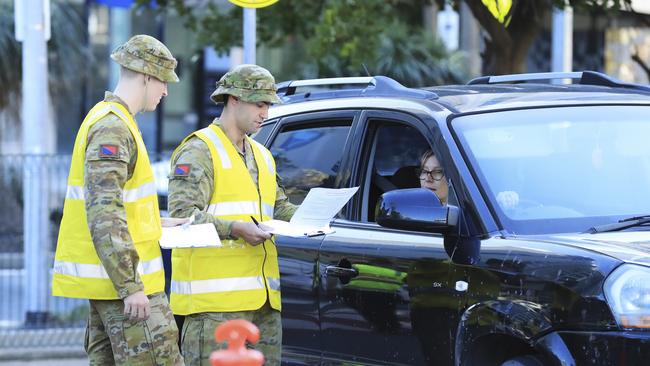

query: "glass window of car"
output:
252 119 277 145
361 121 431 222
453 105 650 234
269 121 352 203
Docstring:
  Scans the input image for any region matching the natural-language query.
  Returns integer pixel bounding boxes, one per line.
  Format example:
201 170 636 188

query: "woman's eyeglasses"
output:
418 168 444 181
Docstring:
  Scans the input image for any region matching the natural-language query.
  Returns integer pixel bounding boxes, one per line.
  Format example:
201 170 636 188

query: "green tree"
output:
138 0 467 85
143 0 636 78
451 0 633 74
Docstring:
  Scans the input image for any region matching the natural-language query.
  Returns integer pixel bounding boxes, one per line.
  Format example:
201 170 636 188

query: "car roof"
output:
427 84 650 113
272 72 650 116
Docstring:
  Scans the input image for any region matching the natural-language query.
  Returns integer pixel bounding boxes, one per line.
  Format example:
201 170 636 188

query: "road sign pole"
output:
243 7 256 64
20 0 51 326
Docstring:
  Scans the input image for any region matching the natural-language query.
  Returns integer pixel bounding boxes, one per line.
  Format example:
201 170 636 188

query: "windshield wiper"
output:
586 215 650 234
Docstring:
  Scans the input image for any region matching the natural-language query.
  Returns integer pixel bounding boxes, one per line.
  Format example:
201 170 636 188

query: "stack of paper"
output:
262 187 358 237
160 223 221 249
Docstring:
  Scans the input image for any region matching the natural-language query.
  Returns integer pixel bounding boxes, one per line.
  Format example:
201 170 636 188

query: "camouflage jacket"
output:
84 91 143 299
168 121 297 239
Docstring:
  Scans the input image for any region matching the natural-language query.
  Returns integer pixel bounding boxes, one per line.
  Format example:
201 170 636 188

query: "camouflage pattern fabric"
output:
168 122 297 239
181 302 281 366
210 64 282 104
111 34 179 83
85 292 183 365
85 92 143 299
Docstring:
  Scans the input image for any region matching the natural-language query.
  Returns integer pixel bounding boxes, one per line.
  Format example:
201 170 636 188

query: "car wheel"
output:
500 355 545 366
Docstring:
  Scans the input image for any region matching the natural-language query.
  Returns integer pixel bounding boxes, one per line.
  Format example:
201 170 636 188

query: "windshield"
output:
453 105 650 234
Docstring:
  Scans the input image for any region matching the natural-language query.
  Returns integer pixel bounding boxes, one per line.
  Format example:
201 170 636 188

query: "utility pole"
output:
459 2 482 77
229 0 281 64
243 8 256 64
17 0 51 326
551 5 573 83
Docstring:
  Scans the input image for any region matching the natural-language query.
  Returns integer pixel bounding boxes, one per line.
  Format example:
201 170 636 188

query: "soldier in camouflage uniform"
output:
168 64 297 366
54 35 184 365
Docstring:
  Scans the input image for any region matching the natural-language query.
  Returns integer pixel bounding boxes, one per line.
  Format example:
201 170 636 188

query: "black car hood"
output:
526 232 650 266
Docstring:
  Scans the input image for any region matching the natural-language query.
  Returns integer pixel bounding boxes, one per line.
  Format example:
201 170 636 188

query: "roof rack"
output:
467 71 650 93
276 76 437 103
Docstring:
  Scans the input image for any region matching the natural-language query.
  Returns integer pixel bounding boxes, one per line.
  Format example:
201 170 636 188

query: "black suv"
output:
251 72 650 366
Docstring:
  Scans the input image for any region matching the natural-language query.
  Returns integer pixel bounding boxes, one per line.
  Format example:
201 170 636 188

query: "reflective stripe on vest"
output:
66 185 84 200
196 127 232 169
251 139 275 175
53 256 163 279
171 275 281 295
206 201 274 217
65 181 157 202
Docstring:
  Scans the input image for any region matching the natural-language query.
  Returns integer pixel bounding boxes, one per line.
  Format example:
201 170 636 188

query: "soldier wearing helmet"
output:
52 35 184 365
167 64 297 365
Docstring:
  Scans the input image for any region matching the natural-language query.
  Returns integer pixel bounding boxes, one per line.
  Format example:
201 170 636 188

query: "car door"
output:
264 111 359 365
318 111 461 366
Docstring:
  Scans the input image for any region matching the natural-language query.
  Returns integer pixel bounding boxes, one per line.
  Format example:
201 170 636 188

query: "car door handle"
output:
325 266 359 278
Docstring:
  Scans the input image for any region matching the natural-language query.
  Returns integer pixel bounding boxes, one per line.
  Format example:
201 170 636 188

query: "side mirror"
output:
376 188 458 233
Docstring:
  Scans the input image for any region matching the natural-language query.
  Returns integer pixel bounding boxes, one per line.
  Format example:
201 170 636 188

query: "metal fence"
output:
0 153 171 355
0 154 88 354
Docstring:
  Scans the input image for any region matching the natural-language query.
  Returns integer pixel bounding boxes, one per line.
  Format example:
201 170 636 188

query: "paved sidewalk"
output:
0 328 85 364
0 358 87 366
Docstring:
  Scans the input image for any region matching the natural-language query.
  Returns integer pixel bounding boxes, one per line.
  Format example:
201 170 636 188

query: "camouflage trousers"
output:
85 292 184 366
180 302 281 366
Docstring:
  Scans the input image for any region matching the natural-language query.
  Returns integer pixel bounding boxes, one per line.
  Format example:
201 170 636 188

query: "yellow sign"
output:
481 0 512 26
229 0 279 8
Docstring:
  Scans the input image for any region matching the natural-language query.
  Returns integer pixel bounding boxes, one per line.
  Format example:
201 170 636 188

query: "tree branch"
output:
631 47 650 81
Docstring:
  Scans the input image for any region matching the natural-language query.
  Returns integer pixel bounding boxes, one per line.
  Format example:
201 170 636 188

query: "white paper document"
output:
160 223 222 249
262 187 359 237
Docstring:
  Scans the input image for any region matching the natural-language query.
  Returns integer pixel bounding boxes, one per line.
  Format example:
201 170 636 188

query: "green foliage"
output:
308 0 402 76
375 23 467 86
139 0 633 78
138 0 468 84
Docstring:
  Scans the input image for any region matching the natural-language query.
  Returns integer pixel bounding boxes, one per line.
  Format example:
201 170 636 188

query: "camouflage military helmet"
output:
210 64 281 105
110 35 179 83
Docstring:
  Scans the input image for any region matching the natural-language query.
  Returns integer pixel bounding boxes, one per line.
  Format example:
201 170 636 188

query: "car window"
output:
453 105 650 234
252 120 276 144
362 122 430 222
270 121 352 204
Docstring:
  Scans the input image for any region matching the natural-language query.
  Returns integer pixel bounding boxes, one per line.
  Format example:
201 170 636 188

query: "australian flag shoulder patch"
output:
174 164 191 177
99 144 119 158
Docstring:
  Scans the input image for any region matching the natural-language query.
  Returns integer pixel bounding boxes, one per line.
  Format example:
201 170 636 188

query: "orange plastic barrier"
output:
210 319 265 366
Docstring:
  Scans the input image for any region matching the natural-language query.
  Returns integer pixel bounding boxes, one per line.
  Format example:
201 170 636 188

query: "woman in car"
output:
418 149 518 209
418 150 449 205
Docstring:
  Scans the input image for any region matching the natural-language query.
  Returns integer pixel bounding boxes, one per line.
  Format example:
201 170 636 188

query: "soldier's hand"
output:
231 221 271 246
123 291 150 320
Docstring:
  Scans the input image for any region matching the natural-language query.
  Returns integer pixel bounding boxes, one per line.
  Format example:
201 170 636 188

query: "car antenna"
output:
361 63 371 76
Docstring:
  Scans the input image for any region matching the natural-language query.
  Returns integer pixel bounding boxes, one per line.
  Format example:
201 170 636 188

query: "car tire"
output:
500 355 545 366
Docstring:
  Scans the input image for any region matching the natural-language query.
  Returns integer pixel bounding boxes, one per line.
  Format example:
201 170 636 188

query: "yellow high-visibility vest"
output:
170 124 279 315
52 101 164 300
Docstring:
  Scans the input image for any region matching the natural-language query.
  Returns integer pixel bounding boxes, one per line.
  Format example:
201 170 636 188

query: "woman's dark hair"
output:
420 150 434 168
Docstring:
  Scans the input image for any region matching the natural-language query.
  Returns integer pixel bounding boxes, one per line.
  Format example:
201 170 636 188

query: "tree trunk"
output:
464 0 550 75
